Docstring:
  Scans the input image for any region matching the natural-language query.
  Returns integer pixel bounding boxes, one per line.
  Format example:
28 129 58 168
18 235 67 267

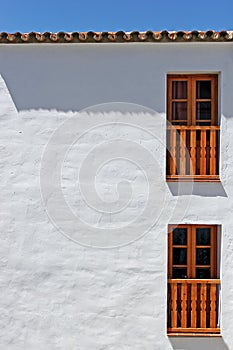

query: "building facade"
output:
1 31 233 349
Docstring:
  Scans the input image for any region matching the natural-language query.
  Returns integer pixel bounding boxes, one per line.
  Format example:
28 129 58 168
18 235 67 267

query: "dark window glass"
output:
173 248 187 265
172 102 187 122
196 81 211 99
196 228 211 245
172 81 187 99
172 267 187 279
196 268 210 279
173 228 187 245
196 102 211 121
196 248 210 265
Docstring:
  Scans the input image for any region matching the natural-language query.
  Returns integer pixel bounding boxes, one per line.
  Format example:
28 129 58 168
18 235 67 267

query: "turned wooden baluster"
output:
200 130 207 175
169 128 177 175
181 283 187 328
210 283 217 328
200 283 207 328
171 283 177 328
191 282 197 328
179 129 186 175
190 129 196 176
210 130 217 175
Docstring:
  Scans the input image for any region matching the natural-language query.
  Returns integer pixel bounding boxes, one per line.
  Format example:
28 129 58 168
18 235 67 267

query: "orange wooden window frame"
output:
167 74 218 126
168 225 217 279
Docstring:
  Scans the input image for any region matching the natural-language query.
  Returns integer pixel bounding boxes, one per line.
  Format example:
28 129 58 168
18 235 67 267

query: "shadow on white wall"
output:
1 44 233 115
167 182 227 197
169 336 229 350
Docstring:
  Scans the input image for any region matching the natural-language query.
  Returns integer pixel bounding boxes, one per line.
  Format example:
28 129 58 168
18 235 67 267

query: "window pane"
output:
196 80 211 99
172 102 187 122
196 268 210 279
196 228 211 245
196 248 210 265
173 228 187 245
172 268 187 278
172 81 187 99
173 248 187 265
196 102 211 120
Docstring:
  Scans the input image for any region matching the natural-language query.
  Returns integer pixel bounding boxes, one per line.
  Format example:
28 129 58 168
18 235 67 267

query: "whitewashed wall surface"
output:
0 43 233 350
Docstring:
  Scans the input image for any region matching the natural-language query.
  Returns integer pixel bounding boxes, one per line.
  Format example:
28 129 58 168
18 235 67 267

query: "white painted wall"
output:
0 43 233 350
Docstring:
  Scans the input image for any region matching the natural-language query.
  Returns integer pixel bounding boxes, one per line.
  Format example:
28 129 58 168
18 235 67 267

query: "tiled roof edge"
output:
0 30 233 43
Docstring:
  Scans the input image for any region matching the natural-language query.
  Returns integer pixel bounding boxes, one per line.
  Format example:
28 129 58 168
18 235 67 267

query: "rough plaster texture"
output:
0 43 233 350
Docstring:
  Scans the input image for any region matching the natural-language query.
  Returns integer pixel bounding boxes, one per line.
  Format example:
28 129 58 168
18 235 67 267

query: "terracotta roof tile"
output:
0 31 232 44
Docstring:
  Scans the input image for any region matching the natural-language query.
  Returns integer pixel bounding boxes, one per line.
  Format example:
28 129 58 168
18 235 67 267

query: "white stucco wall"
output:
0 43 233 350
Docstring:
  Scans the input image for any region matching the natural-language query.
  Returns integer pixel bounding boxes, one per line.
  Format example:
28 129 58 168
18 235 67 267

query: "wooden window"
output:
167 74 218 126
166 74 220 181
168 225 217 279
167 225 221 335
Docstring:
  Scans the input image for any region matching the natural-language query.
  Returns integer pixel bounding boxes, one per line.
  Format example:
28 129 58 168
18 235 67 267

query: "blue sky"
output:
0 0 232 33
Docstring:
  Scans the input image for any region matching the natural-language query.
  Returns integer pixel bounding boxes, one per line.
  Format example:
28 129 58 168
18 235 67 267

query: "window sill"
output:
167 328 221 337
167 333 221 337
166 175 220 182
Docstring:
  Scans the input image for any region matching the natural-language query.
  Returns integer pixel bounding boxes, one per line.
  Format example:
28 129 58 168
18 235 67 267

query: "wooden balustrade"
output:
167 279 221 334
166 126 220 181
